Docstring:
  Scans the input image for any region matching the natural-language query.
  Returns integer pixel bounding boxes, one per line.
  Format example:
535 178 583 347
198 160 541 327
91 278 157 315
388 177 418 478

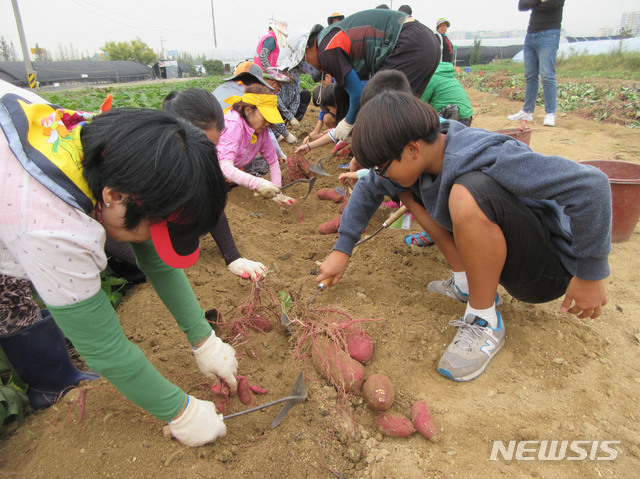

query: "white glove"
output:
334 119 354 140
193 332 238 393
169 396 226 447
285 132 298 144
289 117 300 127
228 257 267 280
256 179 280 199
272 193 297 205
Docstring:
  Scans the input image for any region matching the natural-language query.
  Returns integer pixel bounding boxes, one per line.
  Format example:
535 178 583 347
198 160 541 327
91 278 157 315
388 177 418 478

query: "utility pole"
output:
11 0 37 89
210 0 218 48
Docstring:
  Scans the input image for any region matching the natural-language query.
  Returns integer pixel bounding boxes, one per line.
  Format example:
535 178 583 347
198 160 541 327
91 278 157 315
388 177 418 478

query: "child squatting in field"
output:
317 90 612 382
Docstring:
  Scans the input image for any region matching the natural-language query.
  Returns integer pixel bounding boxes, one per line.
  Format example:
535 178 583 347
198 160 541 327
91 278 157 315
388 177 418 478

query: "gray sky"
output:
1 0 638 60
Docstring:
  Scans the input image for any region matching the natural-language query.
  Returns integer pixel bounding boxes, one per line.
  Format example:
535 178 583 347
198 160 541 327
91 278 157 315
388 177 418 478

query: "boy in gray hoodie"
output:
317 91 611 382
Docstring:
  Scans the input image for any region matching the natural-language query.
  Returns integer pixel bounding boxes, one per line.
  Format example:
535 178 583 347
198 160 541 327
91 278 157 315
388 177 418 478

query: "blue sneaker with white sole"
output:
437 312 505 381
404 231 434 247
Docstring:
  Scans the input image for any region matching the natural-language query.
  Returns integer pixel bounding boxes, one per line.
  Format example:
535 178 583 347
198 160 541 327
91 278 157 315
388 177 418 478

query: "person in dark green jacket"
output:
420 62 474 126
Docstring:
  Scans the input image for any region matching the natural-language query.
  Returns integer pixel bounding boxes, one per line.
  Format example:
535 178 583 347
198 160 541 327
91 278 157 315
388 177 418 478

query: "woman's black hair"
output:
318 83 349 124
81 108 226 236
307 24 324 49
352 91 440 169
162 88 224 133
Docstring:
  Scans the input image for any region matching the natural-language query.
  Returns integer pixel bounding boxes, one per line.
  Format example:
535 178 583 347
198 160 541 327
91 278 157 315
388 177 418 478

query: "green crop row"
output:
460 69 639 128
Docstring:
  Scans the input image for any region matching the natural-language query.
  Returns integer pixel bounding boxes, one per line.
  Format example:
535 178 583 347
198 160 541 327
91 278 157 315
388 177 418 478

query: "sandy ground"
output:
1 86 640 479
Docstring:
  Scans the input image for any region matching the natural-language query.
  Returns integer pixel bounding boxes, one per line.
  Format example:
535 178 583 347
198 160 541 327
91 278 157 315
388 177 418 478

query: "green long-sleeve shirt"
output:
48 240 212 421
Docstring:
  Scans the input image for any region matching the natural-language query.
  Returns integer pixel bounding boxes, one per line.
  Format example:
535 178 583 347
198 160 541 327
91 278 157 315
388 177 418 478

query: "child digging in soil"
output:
163 88 267 280
0 80 239 447
217 84 296 205
318 90 612 382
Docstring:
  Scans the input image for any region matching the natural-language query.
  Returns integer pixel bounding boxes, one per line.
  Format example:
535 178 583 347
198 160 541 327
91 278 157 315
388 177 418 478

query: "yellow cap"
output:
224 93 284 125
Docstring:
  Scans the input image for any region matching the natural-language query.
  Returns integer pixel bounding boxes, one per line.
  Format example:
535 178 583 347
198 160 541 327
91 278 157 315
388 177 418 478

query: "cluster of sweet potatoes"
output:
311 326 439 441
210 375 268 415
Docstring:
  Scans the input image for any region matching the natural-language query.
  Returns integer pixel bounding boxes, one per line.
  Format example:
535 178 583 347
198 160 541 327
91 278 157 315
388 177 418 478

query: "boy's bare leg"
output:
449 184 506 310
398 192 463 271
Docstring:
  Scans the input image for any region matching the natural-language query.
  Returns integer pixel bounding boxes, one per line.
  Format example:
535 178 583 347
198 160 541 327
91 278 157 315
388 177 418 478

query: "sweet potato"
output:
249 314 272 332
212 395 229 415
345 328 374 364
362 374 394 411
285 155 312 180
332 140 350 155
317 188 345 203
210 382 228 396
249 384 268 395
337 145 352 157
312 337 365 394
337 201 348 214
319 215 341 235
376 411 415 437
236 375 257 406
411 401 440 442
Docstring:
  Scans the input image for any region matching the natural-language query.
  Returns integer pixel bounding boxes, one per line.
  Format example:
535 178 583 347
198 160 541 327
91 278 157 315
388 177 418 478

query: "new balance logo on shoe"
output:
480 338 498 356
437 312 506 381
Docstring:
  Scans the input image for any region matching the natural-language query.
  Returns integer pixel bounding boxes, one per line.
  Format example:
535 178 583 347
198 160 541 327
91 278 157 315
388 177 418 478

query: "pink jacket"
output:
253 31 279 68
217 109 281 190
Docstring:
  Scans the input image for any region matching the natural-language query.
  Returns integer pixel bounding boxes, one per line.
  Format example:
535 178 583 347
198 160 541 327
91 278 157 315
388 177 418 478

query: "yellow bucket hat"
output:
225 93 284 124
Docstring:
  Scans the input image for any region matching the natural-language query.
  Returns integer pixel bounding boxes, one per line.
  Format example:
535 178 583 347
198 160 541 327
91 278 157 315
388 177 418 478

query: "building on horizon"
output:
596 26 615 37
620 11 640 36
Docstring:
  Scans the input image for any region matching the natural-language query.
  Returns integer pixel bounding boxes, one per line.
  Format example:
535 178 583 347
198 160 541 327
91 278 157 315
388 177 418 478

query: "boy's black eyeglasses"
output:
373 159 394 179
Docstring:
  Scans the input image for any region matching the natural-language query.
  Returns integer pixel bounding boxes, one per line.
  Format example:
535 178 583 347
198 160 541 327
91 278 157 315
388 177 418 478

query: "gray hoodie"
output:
335 121 611 281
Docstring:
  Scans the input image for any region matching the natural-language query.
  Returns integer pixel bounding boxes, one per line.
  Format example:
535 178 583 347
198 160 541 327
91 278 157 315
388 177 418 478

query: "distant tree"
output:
101 37 158 65
179 52 194 64
56 43 68 61
619 27 633 39
203 59 225 75
33 43 52 62
470 36 483 65
0 36 17 61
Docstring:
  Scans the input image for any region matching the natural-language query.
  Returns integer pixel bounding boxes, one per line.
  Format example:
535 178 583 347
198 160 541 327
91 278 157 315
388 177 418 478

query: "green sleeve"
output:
130 240 212 345
46 291 185 421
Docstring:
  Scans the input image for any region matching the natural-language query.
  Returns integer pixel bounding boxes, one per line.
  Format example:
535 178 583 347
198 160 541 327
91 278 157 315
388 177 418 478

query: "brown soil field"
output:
1 84 640 479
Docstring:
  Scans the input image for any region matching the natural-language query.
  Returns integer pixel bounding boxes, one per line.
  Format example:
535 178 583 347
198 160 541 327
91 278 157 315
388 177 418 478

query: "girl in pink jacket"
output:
217 84 295 205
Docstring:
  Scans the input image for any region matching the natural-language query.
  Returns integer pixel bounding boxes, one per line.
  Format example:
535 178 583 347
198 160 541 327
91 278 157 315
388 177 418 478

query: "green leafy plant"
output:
0 349 31 427
299 73 318 93
39 78 226 111
459 68 639 128
279 291 293 313
100 266 130 308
